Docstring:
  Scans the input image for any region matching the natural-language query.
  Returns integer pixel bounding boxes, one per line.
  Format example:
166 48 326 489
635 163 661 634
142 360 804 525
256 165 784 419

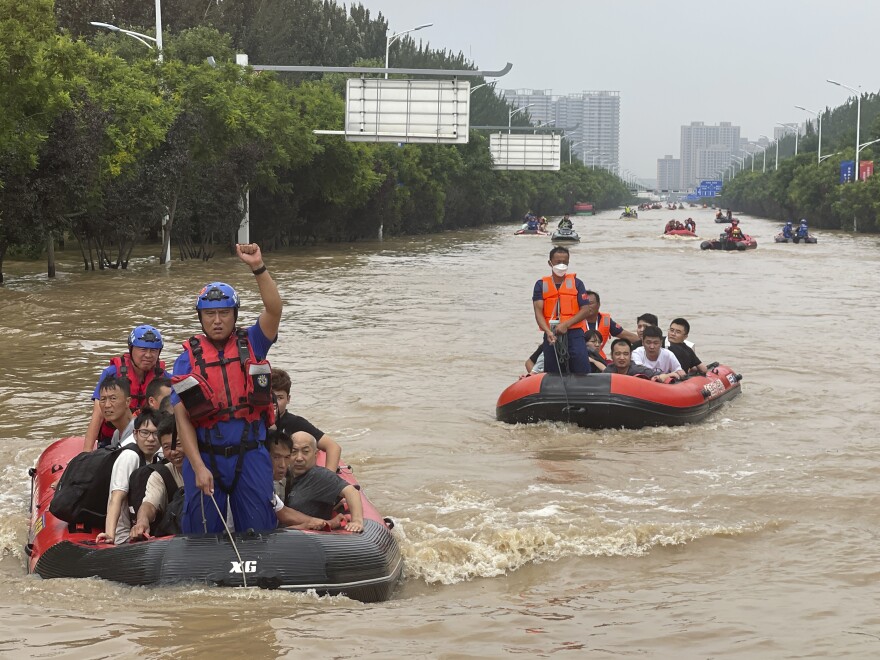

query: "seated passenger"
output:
558 214 573 230
583 290 639 361
97 376 135 448
129 415 184 539
631 312 659 350
268 428 293 500
603 339 657 377
715 210 723 219
525 343 544 374
96 408 165 544
684 218 696 233
666 318 708 375
631 326 686 383
584 330 610 372
782 221 794 239
276 432 364 533
272 368 341 473
83 325 169 453
144 377 172 413
665 220 676 233
526 217 539 231
538 216 548 232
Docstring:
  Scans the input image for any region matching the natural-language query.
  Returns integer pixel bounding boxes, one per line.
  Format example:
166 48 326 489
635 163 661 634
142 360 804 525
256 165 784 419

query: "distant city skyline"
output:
500 89 620 173
348 0 880 179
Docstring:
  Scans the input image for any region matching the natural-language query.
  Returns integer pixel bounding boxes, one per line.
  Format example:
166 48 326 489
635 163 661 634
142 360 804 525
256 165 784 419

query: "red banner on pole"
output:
859 160 874 181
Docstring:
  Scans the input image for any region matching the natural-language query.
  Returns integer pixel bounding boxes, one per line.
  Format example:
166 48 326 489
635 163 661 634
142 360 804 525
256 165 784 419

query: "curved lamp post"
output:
795 104 823 165
509 103 534 134
731 155 744 179
385 23 433 79
827 79 861 178
90 21 159 54
469 81 496 95
760 134 775 171
569 139 586 165
91 0 162 61
776 122 799 156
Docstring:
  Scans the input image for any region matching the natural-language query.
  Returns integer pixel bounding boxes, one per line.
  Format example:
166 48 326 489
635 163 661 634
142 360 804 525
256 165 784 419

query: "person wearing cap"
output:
171 243 282 534
82 324 169 453
533 246 592 374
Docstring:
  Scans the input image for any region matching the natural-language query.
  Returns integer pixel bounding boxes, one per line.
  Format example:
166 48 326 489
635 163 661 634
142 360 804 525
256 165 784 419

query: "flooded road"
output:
1 206 878 657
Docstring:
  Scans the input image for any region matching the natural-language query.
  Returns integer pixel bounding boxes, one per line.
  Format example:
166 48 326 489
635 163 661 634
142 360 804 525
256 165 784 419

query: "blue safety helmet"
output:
196 282 240 311
785 220 793 226
128 324 164 350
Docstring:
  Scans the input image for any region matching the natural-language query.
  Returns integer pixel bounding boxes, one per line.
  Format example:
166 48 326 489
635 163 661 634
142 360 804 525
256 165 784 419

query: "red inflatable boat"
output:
496 364 742 429
26 437 403 602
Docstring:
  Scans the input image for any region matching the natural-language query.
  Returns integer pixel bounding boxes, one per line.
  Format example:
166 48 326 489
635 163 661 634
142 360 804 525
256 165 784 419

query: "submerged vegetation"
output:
0 0 631 281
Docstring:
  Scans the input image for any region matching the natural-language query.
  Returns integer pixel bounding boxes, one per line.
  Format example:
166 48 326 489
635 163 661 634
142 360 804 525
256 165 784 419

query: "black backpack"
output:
152 486 184 536
128 462 183 537
49 445 143 530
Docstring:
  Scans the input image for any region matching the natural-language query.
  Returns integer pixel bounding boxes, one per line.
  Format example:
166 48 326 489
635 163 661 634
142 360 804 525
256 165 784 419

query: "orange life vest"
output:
590 312 613 360
540 274 587 331
109 353 166 411
99 354 166 444
172 329 274 429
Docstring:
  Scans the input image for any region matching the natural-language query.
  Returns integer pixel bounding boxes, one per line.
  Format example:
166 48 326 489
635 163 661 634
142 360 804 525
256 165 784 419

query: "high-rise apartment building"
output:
679 121 741 189
500 89 621 173
657 155 681 191
556 91 620 173
499 89 555 126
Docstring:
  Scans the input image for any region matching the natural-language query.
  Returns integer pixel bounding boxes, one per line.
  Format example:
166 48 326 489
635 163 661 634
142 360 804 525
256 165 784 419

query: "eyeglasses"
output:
136 429 160 439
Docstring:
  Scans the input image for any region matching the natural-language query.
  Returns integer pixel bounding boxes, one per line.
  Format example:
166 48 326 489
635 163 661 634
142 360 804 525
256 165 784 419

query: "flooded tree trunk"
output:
47 233 56 278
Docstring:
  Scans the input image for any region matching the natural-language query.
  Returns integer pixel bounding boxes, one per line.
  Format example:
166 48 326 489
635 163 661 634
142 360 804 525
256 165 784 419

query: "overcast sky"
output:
346 0 879 179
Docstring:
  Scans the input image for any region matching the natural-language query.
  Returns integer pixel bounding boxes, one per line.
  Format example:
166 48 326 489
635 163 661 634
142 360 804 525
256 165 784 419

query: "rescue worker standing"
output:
533 246 591 374
172 244 282 534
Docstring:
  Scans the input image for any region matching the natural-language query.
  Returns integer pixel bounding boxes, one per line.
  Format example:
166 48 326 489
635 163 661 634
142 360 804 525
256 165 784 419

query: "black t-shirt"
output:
667 342 702 372
529 344 543 363
284 467 348 519
277 411 325 442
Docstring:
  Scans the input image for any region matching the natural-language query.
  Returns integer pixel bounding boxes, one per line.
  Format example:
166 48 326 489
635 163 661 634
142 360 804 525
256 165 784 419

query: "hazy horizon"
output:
344 0 880 179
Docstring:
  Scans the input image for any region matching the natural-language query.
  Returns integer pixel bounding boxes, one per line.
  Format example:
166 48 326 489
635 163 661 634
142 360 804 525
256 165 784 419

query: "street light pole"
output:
385 23 433 79
795 104 823 165
469 81 496 95
154 0 163 61
509 103 534 134
828 79 861 181
776 122 798 156
569 140 586 165
90 21 159 51
760 134 773 172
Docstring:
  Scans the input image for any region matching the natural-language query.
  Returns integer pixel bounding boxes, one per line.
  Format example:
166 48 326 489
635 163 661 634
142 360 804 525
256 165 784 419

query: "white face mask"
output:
551 263 568 277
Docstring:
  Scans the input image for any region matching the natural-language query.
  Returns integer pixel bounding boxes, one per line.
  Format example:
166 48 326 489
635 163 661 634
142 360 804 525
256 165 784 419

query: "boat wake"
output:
394 486 771 584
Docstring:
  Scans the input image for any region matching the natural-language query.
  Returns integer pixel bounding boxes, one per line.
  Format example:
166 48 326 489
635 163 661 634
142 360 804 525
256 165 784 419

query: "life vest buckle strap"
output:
197 440 261 458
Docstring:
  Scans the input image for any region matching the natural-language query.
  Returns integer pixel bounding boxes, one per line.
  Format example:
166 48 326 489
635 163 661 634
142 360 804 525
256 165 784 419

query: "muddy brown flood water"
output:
0 206 878 658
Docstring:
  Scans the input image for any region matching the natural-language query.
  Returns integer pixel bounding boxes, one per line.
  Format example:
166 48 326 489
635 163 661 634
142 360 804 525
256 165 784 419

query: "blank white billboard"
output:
490 133 561 171
345 79 470 143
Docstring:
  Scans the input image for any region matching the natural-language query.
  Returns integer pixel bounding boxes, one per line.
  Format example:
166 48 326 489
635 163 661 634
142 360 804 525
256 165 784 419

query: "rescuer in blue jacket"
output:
171 244 282 534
